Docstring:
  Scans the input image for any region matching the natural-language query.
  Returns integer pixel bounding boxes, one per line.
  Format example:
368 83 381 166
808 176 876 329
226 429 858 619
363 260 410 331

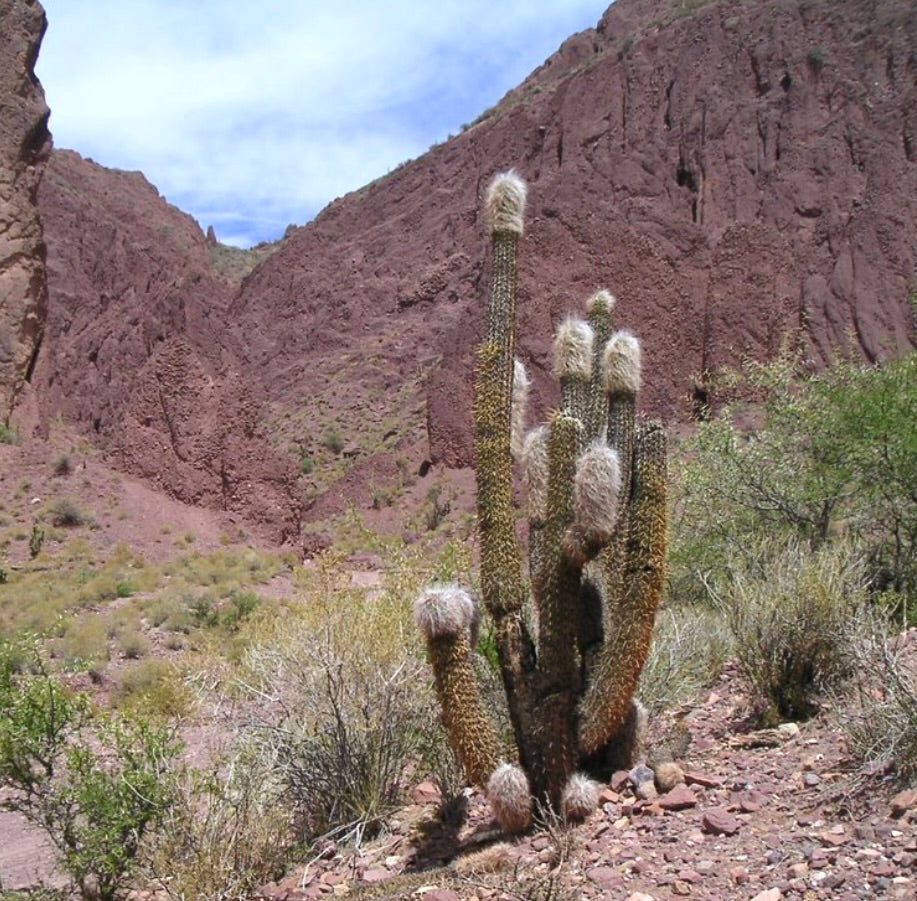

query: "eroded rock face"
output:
0 0 51 421
35 151 302 543
231 0 916 469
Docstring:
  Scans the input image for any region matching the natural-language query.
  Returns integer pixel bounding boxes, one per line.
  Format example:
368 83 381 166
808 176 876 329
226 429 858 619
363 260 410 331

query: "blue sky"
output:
37 1 606 247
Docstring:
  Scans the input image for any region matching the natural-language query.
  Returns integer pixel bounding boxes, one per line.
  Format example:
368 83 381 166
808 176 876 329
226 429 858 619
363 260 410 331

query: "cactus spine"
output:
417 171 667 829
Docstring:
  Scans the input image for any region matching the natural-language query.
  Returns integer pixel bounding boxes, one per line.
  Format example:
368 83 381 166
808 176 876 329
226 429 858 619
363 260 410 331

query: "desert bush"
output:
0 640 181 901
239 550 445 842
48 617 110 672
833 606 917 784
322 428 344 454
144 748 293 901
638 605 732 714
29 524 44 559
119 629 150 660
423 483 452 531
113 658 192 719
670 352 916 616
46 498 92 528
711 539 866 724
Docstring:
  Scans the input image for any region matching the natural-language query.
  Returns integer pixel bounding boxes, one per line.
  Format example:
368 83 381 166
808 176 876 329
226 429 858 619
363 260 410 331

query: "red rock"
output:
701 808 741 836
749 890 782 901
610 770 631 793
819 828 848 847
424 892 461 901
658 785 698 811
599 787 620 804
359 868 390 883
890 789 917 818
0 0 50 422
29 0 915 542
684 772 721 789
730 865 750 885
411 780 441 804
587 866 625 891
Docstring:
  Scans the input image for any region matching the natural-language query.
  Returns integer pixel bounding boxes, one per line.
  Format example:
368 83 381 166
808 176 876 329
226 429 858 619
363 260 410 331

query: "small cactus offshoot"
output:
415 170 667 831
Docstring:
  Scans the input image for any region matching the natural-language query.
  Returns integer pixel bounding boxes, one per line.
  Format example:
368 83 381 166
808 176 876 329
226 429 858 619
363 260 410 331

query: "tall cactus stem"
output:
578 423 667 755
415 587 501 785
532 412 584 804
585 291 616 440
553 317 594 422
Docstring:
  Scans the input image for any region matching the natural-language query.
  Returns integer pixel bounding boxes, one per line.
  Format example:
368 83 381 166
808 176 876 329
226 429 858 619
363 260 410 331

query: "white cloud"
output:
37 0 606 246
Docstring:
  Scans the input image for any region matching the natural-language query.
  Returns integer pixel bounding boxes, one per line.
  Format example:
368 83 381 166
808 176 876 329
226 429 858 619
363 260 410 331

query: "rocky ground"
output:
256 659 916 901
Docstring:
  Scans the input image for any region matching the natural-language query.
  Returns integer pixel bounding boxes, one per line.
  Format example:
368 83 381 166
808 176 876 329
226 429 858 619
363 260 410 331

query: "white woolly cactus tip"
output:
585 289 617 317
562 772 602 822
414 584 476 639
553 316 594 381
602 329 642 394
487 762 534 834
520 425 549 521
485 170 527 235
573 441 622 540
510 358 531 461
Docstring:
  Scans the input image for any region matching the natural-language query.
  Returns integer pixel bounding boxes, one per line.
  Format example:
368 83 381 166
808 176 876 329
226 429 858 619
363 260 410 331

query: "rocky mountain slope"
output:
11 0 917 540
230 0 915 471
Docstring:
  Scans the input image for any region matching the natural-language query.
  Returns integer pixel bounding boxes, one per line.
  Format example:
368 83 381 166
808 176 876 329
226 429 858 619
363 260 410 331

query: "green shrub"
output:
670 353 916 614
0 641 181 901
119 630 150 660
221 590 260 632
29 525 44 559
113 659 191 719
422 483 452 531
712 540 866 724
322 428 344 454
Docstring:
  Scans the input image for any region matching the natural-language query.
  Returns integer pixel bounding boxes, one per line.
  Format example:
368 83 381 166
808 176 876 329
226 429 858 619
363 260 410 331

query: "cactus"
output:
415 171 667 830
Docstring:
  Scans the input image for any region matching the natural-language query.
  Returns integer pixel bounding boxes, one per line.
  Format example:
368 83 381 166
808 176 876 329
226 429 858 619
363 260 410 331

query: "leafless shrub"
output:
711 539 866 724
144 748 292 901
638 605 731 714
237 551 447 844
834 608 917 784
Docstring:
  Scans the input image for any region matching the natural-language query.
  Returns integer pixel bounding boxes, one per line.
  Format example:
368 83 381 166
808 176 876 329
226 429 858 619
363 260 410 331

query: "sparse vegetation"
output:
322 428 344 454
46 498 91 529
836 606 917 784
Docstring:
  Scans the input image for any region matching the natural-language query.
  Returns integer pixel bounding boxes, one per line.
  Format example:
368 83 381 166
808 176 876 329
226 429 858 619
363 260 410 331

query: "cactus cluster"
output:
415 171 667 831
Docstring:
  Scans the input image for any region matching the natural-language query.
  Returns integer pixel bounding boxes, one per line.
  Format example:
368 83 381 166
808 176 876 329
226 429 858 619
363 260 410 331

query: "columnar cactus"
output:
415 171 667 831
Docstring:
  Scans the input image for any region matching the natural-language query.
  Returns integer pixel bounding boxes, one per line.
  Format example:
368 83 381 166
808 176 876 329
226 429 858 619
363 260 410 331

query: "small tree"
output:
0 640 181 901
670 352 916 618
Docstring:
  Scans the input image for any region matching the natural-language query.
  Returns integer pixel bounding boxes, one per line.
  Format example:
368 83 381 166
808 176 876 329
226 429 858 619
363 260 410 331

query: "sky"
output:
36 1 607 248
